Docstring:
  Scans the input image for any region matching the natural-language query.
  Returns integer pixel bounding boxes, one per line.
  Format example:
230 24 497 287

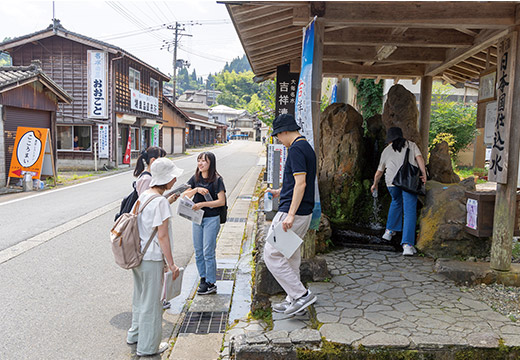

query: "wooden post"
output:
491 29 520 271
419 76 433 158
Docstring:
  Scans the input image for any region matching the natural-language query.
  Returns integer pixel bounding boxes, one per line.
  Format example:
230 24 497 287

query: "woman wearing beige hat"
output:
126 157 183 357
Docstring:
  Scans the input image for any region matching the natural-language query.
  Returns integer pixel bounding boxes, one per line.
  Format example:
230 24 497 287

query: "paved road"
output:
0 141 262 360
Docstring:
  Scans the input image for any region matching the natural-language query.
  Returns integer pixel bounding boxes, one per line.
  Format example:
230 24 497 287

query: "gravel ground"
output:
461 283 520 322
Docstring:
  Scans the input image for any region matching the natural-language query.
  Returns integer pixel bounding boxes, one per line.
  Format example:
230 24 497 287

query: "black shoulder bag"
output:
392 144 425 195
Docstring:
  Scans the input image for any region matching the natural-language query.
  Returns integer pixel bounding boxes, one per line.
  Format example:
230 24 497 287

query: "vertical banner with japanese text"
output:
87 50 108 119
151 124 160 147
98 124 109 159
275 64 299 117
295 18 321 230
489 32 517 183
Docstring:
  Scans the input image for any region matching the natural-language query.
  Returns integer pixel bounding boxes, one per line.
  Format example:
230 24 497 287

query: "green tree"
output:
429 83 478 157
223 55 251 73
351 79 384 119
213 70 260 108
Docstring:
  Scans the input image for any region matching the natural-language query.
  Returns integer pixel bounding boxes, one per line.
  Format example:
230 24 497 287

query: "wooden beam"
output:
238 9 294 33
455 28 479 37
375 76 382 84
245 29 301 50
290 58 301 73
324 27 474 48
463 57 488 71
248 38 301 57
251 43 301 63
322 61 425 77
233 5 290 22
239 18 294 39
491 29 520 271
323 45 446 63
230 4 271 17
412 77 420 85
451 62 482 77
253 51 301 72
294 2 516 29
443 69 470 83
419 75 433 157
425 28 509 76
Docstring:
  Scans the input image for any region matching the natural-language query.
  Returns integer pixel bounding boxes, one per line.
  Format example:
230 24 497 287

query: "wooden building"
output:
0 61 73 186
185 113 218 147
162 96 188 155
0 20 169 169
223 1 520 271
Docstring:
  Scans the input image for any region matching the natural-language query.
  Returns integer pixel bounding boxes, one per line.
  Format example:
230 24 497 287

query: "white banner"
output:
131 89 159 115
87 51 108 119
98 124 109 158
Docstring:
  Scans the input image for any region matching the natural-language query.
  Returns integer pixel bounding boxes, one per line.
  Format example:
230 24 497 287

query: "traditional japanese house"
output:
0 61 73 186
0 20 169 169
185 113 217 147
161 96 188 155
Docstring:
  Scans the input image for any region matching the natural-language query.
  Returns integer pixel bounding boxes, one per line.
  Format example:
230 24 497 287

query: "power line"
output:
162 1 178 21
178 44 232 63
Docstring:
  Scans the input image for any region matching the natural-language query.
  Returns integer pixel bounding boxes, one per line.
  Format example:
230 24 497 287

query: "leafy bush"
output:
429 83 479 158
351 79 384 120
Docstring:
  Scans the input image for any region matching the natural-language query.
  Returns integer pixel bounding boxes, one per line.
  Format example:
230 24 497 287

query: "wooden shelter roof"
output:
222 1 520 84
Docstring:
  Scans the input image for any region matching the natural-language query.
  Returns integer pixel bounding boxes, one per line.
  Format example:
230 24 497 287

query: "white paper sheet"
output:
177 196 203 225
266 221 303 258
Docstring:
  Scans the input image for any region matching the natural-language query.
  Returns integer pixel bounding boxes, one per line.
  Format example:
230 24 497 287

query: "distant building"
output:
176 99 210 118
0 61 73 186
0 20 169 169
161 96 188 155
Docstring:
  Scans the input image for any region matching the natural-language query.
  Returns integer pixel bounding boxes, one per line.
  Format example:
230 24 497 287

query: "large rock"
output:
428 141 460 183
318 103 366 226
417 178 491 258
382 84 422 151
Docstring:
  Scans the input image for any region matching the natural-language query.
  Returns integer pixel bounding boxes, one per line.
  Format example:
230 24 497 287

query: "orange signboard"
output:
8 127 50 179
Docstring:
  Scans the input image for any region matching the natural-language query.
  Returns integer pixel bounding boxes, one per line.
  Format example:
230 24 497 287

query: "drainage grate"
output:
227 217 247 223
179 311 228 334
216 268 236 281
237 195 252 200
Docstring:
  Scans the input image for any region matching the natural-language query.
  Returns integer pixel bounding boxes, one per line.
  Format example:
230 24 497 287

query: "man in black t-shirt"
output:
264 114 317 316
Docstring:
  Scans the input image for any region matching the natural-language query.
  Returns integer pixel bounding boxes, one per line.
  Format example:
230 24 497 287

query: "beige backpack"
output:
110 194 160 269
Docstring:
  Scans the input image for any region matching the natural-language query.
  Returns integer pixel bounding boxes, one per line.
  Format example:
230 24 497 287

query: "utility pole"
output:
162 22 192 105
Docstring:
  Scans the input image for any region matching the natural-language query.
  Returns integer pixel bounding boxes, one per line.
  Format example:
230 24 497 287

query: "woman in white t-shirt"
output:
126 158 183 357
370 127 427 256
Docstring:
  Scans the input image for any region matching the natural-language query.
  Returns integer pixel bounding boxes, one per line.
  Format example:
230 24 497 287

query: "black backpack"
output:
114 171 151 222
212 177 227 224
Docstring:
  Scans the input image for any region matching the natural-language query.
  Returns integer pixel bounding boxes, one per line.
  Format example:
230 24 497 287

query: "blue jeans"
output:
386 186 418 246
192 215 220 284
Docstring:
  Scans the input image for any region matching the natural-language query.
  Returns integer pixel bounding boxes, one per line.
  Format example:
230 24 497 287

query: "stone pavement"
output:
226 248 520 359
164 158 263 360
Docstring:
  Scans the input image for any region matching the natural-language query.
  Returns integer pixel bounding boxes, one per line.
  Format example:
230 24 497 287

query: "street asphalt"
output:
0 140 263 360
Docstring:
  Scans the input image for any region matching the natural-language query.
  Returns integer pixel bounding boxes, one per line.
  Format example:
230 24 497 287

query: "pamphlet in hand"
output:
164 183 190 198
177 196 203 225
266 221 303 258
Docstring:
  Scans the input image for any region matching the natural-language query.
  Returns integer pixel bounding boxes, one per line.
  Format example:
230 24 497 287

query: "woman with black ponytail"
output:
134 146 164 196
370 127 427 256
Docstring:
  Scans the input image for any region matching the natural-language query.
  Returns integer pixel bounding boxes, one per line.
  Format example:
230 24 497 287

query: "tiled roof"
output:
175 100 210 110
0 21 169 81
0 61 73 103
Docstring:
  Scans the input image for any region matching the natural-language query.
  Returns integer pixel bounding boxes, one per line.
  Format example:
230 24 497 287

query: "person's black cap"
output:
271 114 301 136
385 127 403 143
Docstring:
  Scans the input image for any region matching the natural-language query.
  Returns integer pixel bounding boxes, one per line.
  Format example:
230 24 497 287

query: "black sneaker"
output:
197 280 209 294
198 282 217 295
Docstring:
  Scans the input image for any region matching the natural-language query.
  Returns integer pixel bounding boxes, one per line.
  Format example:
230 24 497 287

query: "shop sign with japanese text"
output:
275 64 299 117
489 32 517 183
8 127 49 179
131 89 159 115
98 124 109 159
87 51 108 119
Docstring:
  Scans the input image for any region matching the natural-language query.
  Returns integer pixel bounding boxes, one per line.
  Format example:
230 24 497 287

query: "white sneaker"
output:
284 290 317 316
272 300 306 316
382 229 396 241
136 341 169 357
402 244 417 256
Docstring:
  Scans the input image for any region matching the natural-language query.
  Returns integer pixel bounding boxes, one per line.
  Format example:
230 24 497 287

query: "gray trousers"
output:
263 212 312 301
127 260 164 355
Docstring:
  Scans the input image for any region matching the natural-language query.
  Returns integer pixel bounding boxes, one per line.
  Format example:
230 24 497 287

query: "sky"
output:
0 0 245 79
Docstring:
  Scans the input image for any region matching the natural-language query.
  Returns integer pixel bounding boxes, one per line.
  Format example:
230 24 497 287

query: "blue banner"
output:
330 84 337 104
295 19 321 231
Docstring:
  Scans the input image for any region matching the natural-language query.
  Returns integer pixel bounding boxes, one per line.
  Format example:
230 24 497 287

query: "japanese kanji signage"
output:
151 124 160 147
131 89 159 115
488 32 517 183
275 64 299 117
8 127 55 180
267 144 287 184
98 124 109 159
87 50 108 119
